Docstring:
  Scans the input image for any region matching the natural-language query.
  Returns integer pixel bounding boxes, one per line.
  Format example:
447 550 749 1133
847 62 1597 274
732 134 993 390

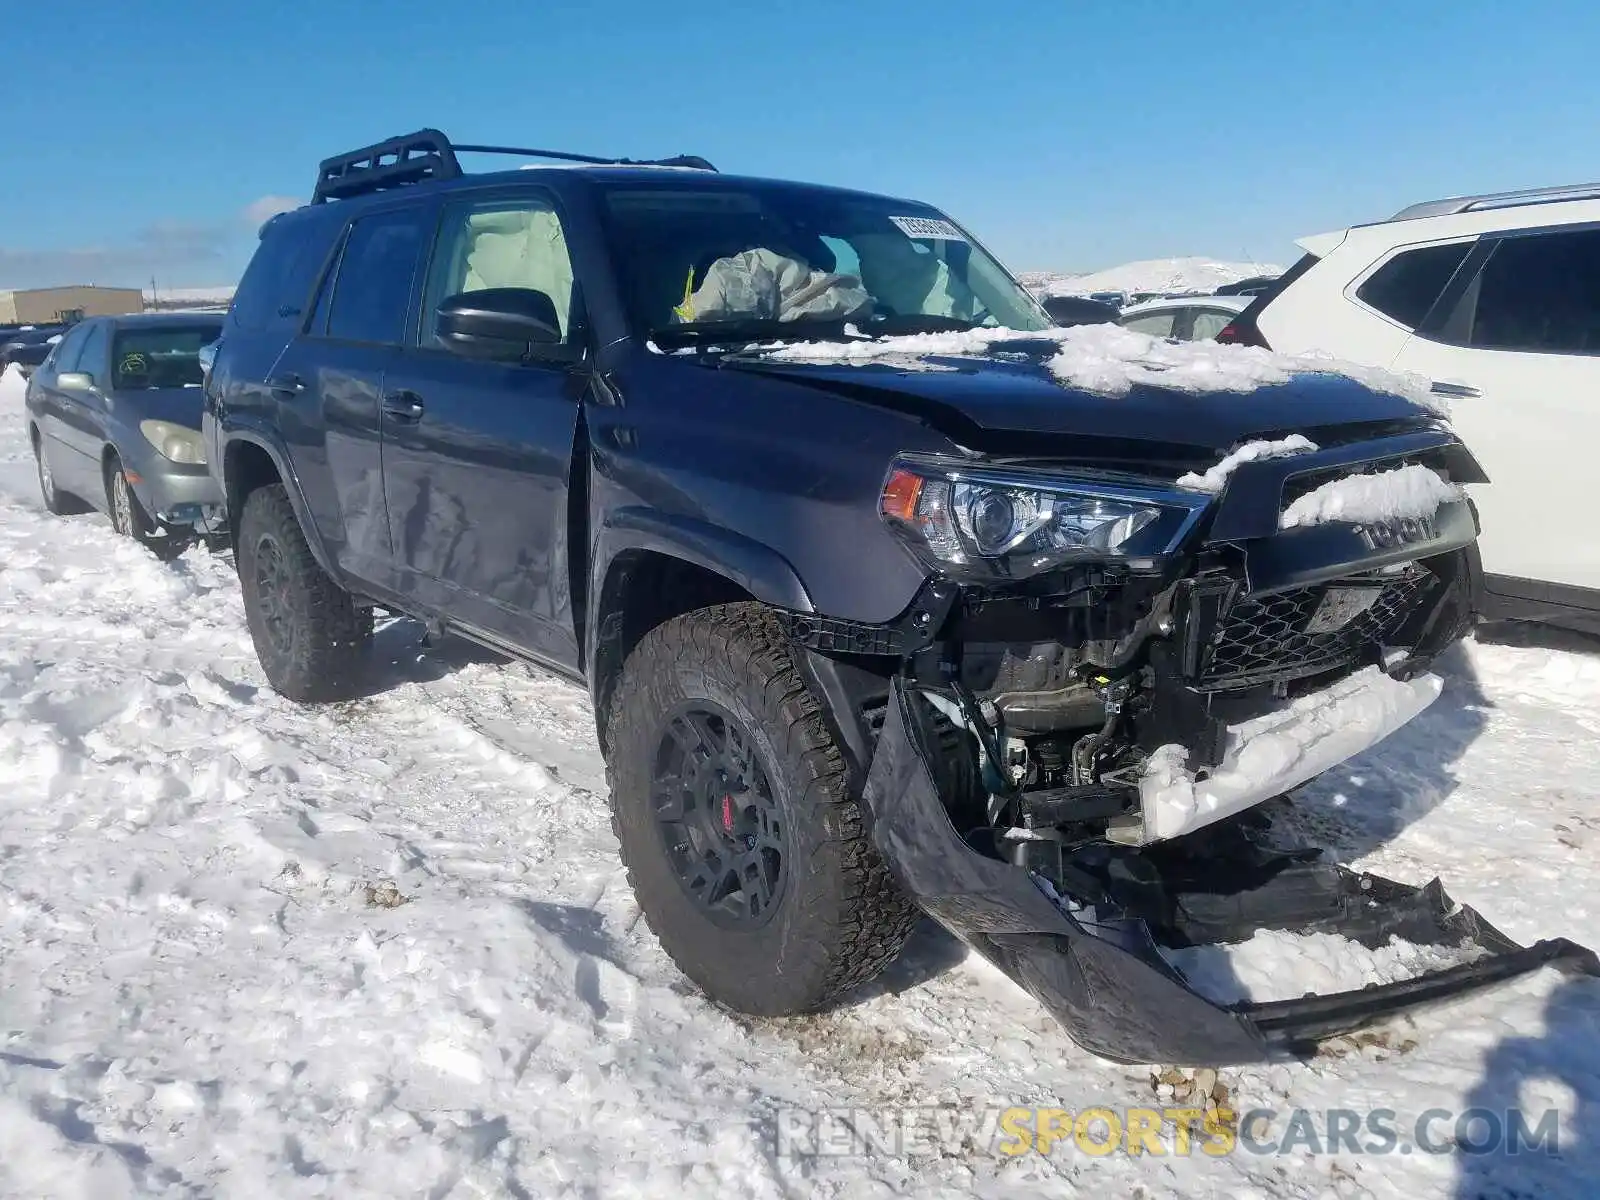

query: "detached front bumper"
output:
1133 665 1442 844
863 676 1599 1066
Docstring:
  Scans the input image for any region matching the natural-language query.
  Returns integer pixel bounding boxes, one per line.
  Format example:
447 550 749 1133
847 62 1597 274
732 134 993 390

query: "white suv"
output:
1220 183 1600 632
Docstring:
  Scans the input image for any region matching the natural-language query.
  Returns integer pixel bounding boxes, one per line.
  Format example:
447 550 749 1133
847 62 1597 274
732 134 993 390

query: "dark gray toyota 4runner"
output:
204 130 1597 1066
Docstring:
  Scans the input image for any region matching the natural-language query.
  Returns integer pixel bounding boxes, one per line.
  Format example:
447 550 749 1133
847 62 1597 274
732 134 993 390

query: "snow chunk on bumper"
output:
1164 928 1487 1004
1280 462 1462 530
1138 666 1443 843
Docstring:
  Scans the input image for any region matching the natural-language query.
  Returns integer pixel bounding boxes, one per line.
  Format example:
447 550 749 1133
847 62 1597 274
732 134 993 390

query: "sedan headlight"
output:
140 420 206 465
879 454 1211 580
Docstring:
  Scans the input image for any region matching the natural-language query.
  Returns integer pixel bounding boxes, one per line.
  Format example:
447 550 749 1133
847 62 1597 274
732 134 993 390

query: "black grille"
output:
1197 570 1437 690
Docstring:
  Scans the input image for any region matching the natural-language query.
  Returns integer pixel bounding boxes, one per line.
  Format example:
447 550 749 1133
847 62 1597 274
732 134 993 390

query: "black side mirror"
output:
435 288 570 362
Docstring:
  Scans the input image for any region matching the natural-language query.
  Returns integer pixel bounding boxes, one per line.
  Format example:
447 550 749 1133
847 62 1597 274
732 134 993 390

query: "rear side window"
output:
1464 228 1600 354
231 217 329 332
326 207 427 345
1355 242 1471 329
1190 308 1236 341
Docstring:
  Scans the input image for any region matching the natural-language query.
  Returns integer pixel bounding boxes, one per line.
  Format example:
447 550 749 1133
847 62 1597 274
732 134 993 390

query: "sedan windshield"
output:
111 324 221 389
598 181 1052 345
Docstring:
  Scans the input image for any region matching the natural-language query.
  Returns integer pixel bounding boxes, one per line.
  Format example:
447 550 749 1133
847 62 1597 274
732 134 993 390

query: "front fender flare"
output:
592 507 815 615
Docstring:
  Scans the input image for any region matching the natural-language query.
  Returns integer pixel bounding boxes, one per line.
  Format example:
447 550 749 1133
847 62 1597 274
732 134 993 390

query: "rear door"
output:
29 322 88 447
266 200 432 581
379 187 586 669
1390 225 1600 591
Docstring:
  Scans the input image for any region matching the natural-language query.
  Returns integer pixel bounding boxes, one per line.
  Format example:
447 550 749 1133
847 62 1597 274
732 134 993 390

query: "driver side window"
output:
420 195 579 347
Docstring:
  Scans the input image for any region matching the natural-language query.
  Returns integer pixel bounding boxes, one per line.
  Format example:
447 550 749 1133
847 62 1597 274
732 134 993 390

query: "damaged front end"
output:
863 676 1598 1065
829 430 1600 1064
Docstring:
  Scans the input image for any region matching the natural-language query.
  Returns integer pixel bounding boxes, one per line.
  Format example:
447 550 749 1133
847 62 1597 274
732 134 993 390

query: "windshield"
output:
110 324 221 389
598 181 1051 345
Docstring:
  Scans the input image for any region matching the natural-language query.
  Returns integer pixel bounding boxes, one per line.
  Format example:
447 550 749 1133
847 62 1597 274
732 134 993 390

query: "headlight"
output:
140 420 206 465
879 454 1211 580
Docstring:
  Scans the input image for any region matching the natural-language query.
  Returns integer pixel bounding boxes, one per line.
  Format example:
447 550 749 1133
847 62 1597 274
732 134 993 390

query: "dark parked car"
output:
202 129 1586 1067
1 323 69 377
1038 293 1120 327
1214 274 1280 297
25 312 226 557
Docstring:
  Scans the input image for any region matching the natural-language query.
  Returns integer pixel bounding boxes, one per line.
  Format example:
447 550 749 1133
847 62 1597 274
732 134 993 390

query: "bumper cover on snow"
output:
863 676 1600 1066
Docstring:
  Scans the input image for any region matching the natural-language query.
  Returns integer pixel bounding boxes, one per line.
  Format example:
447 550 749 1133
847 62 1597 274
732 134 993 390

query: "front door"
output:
380 189 586 669
1390 226 1600 591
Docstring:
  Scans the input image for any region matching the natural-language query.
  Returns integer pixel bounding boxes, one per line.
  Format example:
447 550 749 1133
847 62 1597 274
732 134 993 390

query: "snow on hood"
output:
1279 462 1462 530
1176 435 1318 493
763 324 1443 411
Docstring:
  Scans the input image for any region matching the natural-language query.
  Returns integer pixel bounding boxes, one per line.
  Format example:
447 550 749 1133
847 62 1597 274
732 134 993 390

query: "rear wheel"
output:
31 428 89 516
607 603 917 1016
237 483 370 701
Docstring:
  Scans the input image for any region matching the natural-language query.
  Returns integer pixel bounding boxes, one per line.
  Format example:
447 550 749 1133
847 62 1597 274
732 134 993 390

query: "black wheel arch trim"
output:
589 507 815 630
219 424 340 581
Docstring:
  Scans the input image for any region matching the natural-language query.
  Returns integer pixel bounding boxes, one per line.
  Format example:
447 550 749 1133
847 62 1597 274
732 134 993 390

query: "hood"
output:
109 385 206 429
724 350 1439 469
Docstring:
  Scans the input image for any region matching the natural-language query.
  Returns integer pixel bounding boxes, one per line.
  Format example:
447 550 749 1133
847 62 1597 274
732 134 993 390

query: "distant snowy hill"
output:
1018 257 1283 299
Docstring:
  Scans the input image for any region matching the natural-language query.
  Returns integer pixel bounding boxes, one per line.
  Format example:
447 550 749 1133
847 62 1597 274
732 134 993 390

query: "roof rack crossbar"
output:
311 130 716 203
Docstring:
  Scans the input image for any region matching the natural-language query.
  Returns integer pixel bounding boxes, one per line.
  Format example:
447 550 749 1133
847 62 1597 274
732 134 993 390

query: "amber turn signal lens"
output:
880 468 924 522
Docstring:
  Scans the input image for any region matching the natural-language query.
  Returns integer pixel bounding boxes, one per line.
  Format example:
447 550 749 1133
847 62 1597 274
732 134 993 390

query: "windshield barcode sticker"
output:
889 216 969 242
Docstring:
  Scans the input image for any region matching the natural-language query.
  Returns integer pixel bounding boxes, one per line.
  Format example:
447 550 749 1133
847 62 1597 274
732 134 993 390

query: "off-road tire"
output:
607 602 918 1015
31 427 90 516
237 483 369 702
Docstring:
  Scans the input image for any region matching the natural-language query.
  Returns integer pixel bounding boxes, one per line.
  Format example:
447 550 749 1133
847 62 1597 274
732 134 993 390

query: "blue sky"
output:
3 0 1596 290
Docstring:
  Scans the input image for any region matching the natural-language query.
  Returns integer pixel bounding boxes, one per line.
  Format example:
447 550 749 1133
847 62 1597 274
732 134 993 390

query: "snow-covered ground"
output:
1019 257 1284 299
1 364 1597 1199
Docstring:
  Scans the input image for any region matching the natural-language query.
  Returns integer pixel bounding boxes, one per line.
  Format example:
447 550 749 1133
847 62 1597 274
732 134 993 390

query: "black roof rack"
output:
312 128 717 204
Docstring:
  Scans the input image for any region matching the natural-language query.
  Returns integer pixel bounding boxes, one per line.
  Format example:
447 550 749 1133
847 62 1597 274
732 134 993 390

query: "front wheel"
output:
237 483 371 702
607 603 918 1016
105 454 190 561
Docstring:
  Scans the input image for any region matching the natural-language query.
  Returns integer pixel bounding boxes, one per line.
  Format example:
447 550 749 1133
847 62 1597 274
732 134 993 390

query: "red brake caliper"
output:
721 794 735 833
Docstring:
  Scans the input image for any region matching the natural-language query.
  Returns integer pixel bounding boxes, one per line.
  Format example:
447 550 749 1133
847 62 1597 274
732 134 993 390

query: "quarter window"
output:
1462 228 1600 354
1356 242 1471 329
325 207 427 346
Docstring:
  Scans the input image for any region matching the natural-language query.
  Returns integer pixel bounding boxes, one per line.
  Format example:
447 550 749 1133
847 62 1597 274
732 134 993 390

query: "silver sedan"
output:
25 312 226 558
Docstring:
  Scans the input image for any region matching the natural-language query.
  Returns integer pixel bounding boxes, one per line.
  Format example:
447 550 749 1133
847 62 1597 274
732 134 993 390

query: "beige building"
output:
0 286 145 325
